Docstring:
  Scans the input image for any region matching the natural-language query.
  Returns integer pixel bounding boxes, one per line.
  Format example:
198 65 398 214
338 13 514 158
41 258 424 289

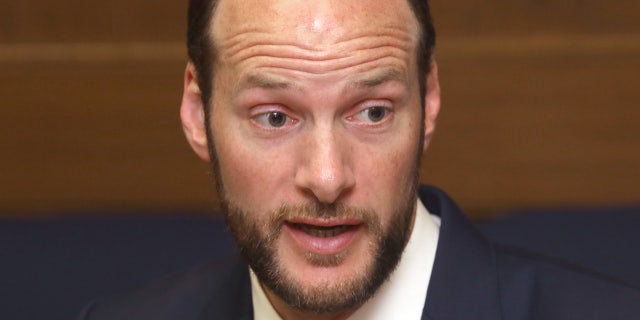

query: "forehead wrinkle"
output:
239 51 409 78
222 26 415 62
221 31 327 59
217 16 417 65
227 43 351 64
224 36 413 78
333 25 417 48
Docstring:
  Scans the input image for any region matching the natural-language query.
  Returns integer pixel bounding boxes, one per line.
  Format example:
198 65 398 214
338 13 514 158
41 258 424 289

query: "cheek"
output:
360 140 418 190
361 115 421 179
352 122 421 215
213 132 295 210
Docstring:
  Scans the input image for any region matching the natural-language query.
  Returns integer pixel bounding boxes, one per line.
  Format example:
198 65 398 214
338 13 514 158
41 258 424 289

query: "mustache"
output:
273 202 377 221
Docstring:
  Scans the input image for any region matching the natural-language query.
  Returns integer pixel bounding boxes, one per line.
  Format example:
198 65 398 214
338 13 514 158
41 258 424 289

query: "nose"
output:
295 127 355 204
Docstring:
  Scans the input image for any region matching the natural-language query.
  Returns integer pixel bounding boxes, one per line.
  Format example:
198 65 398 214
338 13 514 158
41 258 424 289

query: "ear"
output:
180 62 210 161
423 59 441 152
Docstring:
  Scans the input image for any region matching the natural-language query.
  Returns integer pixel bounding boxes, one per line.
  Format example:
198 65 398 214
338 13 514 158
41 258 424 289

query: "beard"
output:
218 184 417 314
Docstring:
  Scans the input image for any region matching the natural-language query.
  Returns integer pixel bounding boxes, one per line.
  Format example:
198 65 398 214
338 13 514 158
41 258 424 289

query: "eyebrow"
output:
240 74 294 91
349 68 407 89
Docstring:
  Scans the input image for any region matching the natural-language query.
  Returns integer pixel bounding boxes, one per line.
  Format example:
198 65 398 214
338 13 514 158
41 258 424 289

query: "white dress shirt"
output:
251 199 440 320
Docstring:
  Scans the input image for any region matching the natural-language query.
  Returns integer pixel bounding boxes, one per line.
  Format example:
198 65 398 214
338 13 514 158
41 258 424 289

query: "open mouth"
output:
289 223 356 238
283 219 363 255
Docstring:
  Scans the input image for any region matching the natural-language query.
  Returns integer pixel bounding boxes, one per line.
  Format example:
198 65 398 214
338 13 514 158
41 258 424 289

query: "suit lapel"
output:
419 185 503 320
198 256 254 320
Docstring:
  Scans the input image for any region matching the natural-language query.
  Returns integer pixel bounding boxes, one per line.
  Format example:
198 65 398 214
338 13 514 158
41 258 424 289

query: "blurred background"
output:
1 0 639 220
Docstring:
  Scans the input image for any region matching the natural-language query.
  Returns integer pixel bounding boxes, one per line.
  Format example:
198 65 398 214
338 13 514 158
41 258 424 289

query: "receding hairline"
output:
202 0 423 63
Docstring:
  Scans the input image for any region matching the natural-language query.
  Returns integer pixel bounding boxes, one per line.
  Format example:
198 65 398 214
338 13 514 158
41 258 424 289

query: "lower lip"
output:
283 223 361 256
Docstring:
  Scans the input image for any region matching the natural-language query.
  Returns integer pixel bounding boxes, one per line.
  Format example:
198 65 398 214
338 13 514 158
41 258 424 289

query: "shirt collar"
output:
250 199 440 319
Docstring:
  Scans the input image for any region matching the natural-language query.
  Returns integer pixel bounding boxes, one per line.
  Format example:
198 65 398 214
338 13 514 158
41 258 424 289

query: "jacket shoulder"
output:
78 256 252 320
495 245 640 320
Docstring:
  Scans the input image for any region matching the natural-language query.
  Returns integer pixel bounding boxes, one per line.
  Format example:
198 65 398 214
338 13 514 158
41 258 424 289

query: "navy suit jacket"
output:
78 186 640 319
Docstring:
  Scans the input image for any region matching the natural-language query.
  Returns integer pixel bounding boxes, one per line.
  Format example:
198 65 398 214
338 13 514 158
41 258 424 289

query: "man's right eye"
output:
253 111 293 128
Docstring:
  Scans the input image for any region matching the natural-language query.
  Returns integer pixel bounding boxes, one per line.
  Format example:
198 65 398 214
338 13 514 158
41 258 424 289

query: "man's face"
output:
182 0 436 315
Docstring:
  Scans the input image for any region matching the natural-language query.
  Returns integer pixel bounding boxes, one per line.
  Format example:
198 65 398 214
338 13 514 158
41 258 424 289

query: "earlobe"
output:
423 60 441 152
180 62 211 161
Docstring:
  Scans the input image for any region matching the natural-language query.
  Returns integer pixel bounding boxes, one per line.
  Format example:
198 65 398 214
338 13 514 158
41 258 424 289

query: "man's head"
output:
180 0 440 318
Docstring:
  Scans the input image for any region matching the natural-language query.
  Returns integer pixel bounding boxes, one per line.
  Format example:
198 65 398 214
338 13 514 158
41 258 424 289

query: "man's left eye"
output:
355 106 390 123
253 111 293 128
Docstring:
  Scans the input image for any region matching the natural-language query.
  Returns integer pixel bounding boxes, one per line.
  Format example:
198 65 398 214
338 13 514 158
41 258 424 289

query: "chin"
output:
278 242 376 289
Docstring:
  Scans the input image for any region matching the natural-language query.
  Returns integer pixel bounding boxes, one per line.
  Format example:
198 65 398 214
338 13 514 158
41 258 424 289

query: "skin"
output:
180 0 441 319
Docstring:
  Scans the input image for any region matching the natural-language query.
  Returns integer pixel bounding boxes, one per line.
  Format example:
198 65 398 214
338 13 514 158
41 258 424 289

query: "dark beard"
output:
220 189 416 314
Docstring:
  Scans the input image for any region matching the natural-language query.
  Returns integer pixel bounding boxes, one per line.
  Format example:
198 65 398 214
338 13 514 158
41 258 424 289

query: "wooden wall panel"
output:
1 61 216 215
3 1 639 42
431 1 640 36
424 53 640 217
0 1 186 42
1 1 639 218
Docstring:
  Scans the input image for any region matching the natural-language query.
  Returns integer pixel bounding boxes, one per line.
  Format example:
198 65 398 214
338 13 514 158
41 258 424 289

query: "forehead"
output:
211 0 419 57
